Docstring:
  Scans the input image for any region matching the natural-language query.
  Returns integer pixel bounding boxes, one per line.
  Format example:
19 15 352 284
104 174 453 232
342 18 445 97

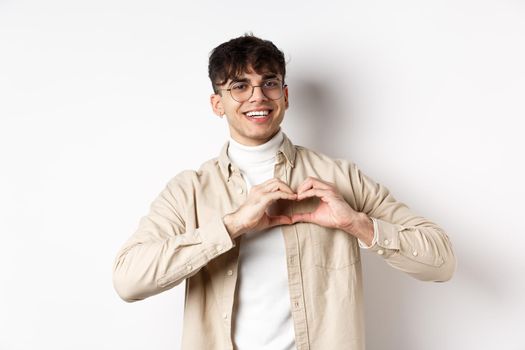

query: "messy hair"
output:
208 34 286 94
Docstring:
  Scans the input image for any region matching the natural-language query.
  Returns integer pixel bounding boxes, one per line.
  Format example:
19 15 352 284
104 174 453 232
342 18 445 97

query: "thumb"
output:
267 215 293 228
291 212 314 224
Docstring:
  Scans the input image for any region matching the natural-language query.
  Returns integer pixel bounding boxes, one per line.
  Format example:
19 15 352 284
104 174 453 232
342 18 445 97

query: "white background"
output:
1 0 524 349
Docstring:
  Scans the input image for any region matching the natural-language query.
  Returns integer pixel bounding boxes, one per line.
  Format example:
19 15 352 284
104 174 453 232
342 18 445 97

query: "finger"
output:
251 179 288 195
262 179 295 195
297 176 332 194
267 215 293 227
296 188 333 201
262 190 297 206
291 212 315 224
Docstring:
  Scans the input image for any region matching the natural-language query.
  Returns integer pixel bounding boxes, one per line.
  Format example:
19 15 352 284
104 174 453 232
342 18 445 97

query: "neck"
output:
227 130 284 172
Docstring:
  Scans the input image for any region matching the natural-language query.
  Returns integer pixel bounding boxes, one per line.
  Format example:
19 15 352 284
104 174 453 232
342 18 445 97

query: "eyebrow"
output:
230 73 279 84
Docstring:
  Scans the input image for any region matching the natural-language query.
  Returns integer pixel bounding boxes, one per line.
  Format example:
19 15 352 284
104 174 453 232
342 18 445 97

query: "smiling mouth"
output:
244 109 273 119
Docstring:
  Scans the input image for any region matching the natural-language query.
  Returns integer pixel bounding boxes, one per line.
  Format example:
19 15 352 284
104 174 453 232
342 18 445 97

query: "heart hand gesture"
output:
291 177 374 245
290 177 358 229
223 178 297 239
223 176 374 245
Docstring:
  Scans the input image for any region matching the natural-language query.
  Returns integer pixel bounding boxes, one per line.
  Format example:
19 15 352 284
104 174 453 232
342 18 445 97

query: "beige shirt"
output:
112 133 456 350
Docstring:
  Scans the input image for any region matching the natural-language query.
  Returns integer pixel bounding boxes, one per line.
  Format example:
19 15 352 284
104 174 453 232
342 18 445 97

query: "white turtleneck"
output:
228 130 295 350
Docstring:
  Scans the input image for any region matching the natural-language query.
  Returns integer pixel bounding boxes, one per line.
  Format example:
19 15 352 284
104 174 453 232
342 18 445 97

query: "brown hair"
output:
208 34 286 94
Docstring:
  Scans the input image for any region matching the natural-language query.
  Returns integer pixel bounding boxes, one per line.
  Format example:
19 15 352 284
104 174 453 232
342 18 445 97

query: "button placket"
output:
231 170 247 203
283 233 310 349
278 159 310 349
220 242 240 339
289 255 296 266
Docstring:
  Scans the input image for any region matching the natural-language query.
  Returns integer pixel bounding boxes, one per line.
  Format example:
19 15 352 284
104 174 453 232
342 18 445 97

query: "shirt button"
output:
186 265 192 271
226 270 233 276
377 249 384 255
237 187 243 194
223 313 228 319
383 239 390 245
412 250 418 256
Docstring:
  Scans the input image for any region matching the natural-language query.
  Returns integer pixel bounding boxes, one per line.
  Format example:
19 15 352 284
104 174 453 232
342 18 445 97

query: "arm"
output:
290 167 455 282
113 176 297 302
349 163 456 282
112 177 235 302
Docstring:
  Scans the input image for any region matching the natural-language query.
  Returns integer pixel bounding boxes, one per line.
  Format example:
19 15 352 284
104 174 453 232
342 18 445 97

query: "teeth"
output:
246 110 270 117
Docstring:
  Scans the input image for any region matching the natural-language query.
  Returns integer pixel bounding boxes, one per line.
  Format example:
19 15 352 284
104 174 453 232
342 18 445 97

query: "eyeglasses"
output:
220 79 287 103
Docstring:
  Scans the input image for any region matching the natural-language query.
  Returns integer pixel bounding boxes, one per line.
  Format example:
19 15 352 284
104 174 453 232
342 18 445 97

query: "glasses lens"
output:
261 79 283 100
230 82 252 102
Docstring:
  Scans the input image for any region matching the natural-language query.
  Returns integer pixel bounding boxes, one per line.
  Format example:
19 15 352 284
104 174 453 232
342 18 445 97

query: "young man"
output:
113 35 456 350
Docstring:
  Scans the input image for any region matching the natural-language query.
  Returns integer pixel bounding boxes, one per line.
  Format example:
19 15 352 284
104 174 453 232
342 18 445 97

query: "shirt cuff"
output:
197 213 236 259
358 217 405 258
373 218 402 250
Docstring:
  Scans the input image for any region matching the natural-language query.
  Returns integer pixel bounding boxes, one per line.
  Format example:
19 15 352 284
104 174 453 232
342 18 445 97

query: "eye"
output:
263 79 280 88
231 82 249 91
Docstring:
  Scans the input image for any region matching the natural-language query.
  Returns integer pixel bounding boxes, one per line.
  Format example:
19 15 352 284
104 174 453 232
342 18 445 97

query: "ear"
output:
210 94 225 117
284 85 289 109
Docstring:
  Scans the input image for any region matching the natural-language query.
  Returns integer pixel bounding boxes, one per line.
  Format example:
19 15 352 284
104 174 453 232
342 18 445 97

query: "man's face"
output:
210 68 289 146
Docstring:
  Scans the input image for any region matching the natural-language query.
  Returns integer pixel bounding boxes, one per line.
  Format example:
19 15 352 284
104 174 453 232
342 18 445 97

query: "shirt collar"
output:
218 131 297 181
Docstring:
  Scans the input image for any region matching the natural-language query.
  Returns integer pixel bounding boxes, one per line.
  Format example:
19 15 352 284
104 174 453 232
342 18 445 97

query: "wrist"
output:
223 213 244 239
343 213 374 245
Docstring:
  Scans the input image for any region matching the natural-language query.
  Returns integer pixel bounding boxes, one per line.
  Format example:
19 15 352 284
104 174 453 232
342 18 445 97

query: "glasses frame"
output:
219 79 288 103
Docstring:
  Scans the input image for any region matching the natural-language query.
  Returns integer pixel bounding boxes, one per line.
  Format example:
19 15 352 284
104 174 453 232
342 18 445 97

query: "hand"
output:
291 177 374 244
223 178 297 239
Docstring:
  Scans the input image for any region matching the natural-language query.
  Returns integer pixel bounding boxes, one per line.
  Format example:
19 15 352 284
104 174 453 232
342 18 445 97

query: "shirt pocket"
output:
309 224 360 269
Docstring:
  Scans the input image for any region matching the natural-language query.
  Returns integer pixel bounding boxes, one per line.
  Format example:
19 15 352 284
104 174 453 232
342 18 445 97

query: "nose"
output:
249 86 268 102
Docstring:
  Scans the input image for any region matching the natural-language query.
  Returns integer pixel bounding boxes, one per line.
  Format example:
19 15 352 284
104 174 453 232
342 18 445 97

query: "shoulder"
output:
294 144 357 173
293 144 369 196
164 156 223 193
